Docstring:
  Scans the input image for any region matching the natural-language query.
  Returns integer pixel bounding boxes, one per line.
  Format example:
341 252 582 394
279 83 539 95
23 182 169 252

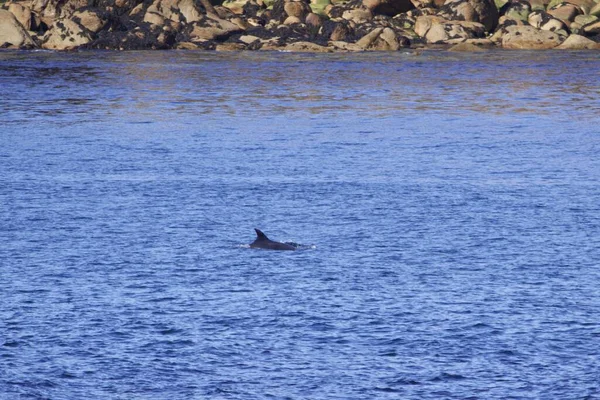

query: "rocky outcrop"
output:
2 0 600 51
0 9 35 48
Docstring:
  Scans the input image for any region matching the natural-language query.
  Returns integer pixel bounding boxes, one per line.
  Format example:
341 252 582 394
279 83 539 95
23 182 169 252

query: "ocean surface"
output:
1 50 600 399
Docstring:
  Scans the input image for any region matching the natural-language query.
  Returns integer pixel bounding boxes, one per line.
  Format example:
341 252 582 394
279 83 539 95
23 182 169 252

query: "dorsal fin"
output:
254 228 269 241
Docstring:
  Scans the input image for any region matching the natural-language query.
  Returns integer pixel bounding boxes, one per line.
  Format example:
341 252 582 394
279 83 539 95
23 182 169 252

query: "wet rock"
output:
528 10 567 32
176 40 201 48
283 40 333 50
438 0 499 32
215 41 248 49
500 24 562 48
328 40 364 50
0 9 35 48
362 0 415 16
556 33 600 48
448 40 486 50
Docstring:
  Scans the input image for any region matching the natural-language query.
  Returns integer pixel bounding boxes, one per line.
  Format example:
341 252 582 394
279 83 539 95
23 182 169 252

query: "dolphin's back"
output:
250 228 296 251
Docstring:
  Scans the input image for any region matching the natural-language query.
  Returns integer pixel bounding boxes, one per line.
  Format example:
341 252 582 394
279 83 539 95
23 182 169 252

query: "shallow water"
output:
1 50 600 399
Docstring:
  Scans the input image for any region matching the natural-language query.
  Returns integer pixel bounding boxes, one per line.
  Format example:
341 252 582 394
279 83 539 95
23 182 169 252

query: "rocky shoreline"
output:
1 0 600 50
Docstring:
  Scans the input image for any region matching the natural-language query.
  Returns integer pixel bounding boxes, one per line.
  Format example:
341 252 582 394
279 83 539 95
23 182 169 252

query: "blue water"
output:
1 50 600 399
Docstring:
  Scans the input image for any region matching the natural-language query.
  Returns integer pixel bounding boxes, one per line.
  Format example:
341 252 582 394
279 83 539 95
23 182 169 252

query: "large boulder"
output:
528 10 568 32
0 9 35 48
547 3 581 27
145 0 204 24
500 24 562 48
556 33 600 48
42 17 92 49
72 9 108 33
188 16 243 41
355 26 409 49
7 3 33 30
284 0 313 19
438 0 499 32
414 14 486 42
362 0 415 16
500 0 530 22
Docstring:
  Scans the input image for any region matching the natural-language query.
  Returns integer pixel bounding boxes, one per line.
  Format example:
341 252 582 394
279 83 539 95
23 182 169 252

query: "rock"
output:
310 0 331 14
438 0 499 32
144 11 167 25
547 0 594 13
283 15 303 23
189 17 243 41
528 0 547 11
42 17 92 50
448 41 486 50
574 14 597 27
239 34 261 43
176 41 200 48
283 40 332 51
71 9 107 34
305 12 322 26
591 2 600 17
528 10 567 32
556 33 600 48
215 42 248 50
414 15 485 42
284 0 312 19
0 9 35 48
362 0 415 16
547 3 581 27
582 20 600 35
327 20 352 40
342 7 373 23
500 0 530 22
328 40 364 50
501 24 562 48
146 0 204 24
7 3 32 31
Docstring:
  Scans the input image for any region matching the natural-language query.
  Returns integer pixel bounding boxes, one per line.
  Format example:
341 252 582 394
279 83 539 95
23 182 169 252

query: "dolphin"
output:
250 228 296 251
